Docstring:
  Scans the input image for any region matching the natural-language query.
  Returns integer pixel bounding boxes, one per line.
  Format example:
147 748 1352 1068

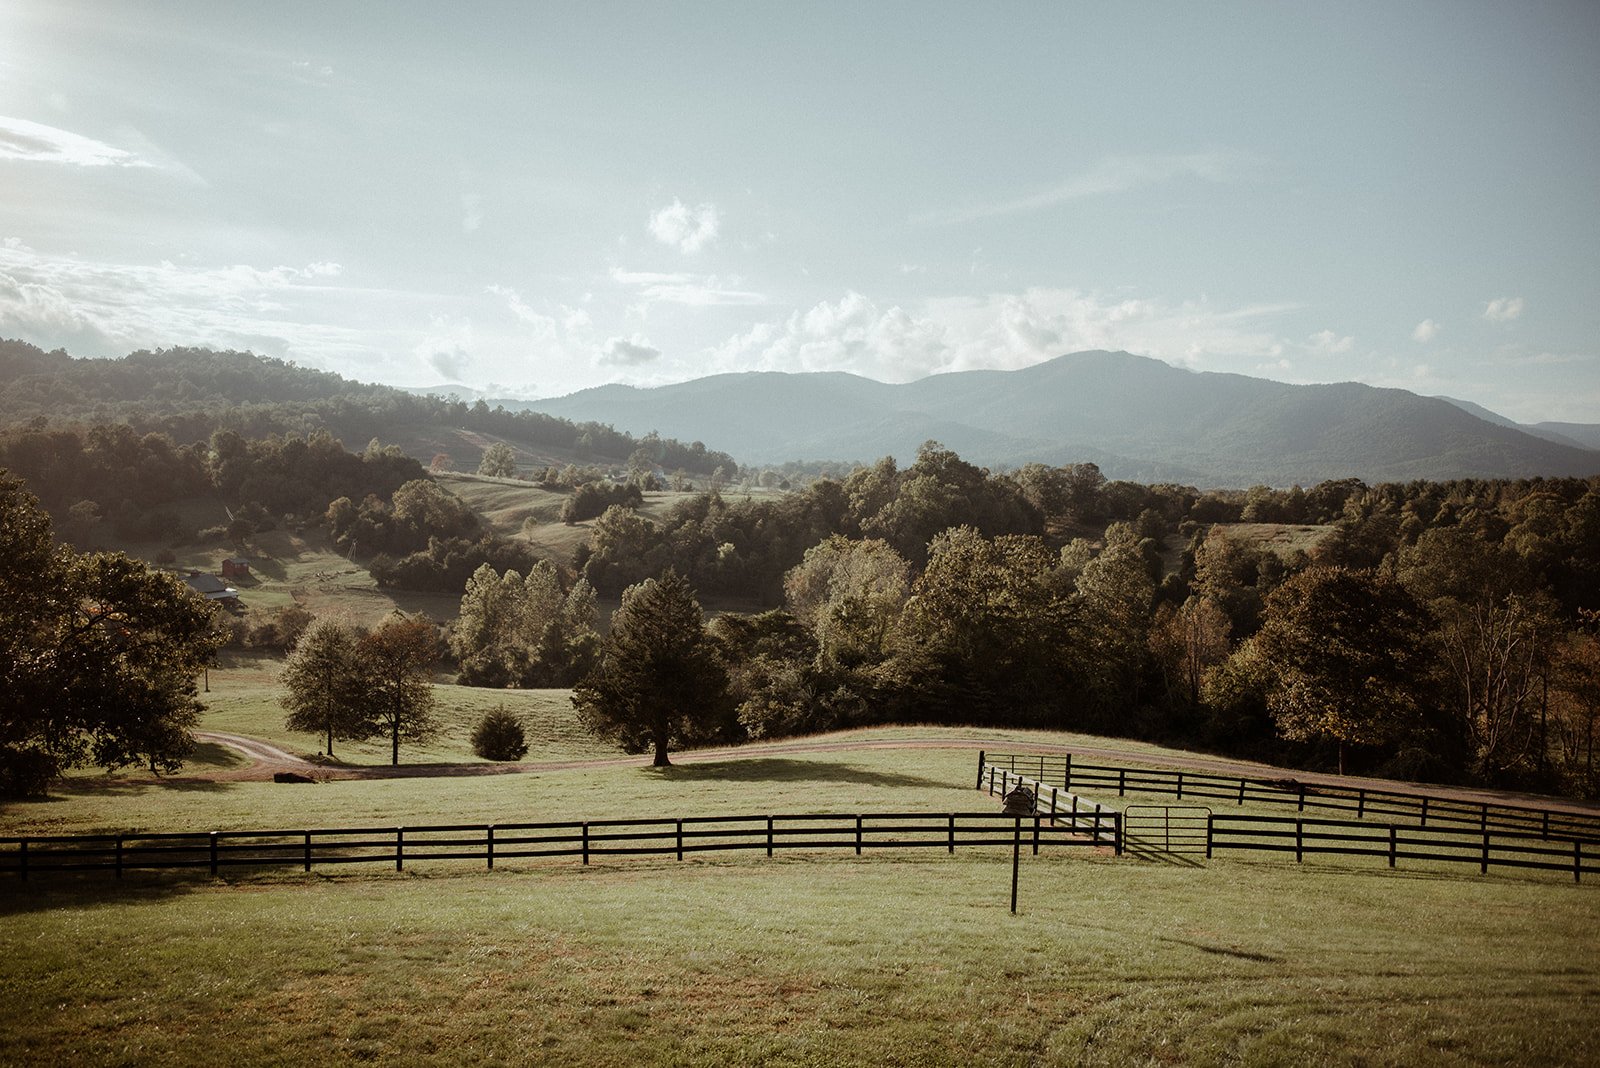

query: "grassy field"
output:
2 849 1596 1065
4 666 1600 1064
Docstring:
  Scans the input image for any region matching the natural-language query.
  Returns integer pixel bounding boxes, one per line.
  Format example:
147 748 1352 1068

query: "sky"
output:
1 1 1597 423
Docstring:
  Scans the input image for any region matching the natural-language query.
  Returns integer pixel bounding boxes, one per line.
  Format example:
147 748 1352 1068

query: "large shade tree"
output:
1254 566 1433 774
280 617 372 756
1 473 221 795
574 570 731 766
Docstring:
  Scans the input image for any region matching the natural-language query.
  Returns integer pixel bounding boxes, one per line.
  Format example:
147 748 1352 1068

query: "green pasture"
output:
2 848 1596 1066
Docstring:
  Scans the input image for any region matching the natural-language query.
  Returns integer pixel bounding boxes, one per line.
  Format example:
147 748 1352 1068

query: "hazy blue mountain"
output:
1436 396 1600 451
524 351 1600 487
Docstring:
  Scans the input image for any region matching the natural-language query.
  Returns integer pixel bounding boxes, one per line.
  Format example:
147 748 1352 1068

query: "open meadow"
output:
3 667 1600 1065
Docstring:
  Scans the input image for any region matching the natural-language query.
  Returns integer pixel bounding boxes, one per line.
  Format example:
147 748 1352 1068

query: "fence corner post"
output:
1205 813 1214 860
976 750 986 790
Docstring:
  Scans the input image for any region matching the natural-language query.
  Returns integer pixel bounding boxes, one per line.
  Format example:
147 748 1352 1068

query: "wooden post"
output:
1543 811 1550 838
1064 752 1072 790
1113 812 1123 857
1480 804 1488 833
395 828 404 872
676 820 683 861
1010 817 1021 915
1420 796 1429 827
947 814 955 854
1357 790 1365 819
1388 825 1397 868
487 825 495 871
1032 815 1040 856
582 823 590 865
210 832 219 877
303 831 312 873
766 816 774 858
855 815 863 855
1295 820 1303 863
1205 814 1214 859
1039 754 1046 781
977 751 985 790
1481 832 1489 875
1298 784 1305 812
19 839 26 882
1177 772 1184 800
1237 778 1245 805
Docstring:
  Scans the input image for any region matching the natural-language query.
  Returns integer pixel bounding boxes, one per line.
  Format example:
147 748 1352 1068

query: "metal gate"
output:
1123 805 1211 858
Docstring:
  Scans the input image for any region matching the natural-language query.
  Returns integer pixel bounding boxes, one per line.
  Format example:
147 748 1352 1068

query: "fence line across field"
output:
979 751 1600 842
0 810 1110 881
978 755 1600 883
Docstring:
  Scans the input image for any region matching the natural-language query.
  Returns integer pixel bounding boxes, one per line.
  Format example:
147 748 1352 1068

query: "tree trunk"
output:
1338 740 1346 776
653 734 671 767
326 725 334 758
392 722 400 766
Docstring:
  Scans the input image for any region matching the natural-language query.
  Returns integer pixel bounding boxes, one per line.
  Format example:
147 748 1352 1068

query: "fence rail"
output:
979 765 1123 853
979 751 1600 842
0 811 1104 881
1208 812 1599 882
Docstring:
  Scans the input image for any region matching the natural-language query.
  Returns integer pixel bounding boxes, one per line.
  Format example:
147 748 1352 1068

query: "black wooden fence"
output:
979 751 1600 842
980 752 1600 883
0 811 1103 881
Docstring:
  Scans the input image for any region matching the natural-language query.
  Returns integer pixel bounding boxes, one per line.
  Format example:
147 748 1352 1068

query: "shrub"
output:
470 705 529 761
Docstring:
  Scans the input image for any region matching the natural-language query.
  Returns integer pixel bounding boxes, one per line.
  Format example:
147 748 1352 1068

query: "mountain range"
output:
515 351 1600 487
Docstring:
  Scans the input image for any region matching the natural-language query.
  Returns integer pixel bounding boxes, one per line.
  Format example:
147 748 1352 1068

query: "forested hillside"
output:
0 339 737 477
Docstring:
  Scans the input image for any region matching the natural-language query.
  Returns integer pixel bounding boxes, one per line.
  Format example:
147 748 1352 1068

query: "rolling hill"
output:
520 351 1600 486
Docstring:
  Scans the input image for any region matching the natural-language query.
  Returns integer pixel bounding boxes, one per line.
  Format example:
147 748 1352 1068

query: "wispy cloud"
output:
0 116 149 168
913 151 1264 226
609 266 765 307
1483 296 1525 323
1412 318 1440 342
648 198 720 253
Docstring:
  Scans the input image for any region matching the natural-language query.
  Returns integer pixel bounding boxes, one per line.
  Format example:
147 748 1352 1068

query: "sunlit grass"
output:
2 852 1596 1065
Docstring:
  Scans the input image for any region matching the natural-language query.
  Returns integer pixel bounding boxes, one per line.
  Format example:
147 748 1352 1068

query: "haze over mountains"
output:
519 351 1600 487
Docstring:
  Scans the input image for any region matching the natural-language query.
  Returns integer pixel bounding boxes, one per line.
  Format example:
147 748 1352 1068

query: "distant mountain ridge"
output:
520 351 1600 487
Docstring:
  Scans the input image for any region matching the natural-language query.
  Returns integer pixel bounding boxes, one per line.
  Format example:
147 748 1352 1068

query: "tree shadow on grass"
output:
647 758 946 789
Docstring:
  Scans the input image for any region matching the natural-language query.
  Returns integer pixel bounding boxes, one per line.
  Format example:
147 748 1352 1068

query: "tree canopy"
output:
0 472 221 795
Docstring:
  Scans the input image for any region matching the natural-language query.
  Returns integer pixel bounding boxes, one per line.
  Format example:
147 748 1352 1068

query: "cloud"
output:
608 266 765 307
1412 319 1440 343
1483 297 1524 323
600 334 661 366
648 198 720 253
914 151 1265 225
0 116 150 167
705 287 1300 384
1306 329 1354 355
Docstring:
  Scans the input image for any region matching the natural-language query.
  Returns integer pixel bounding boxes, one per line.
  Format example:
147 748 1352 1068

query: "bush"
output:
470 705 529 761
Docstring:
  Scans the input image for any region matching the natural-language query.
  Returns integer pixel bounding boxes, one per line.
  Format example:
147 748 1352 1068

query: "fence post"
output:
1118 768 1126 797
1064 753 1072 790
1205 813 1214 859
1420 796 1429 827
1481 804 1488 833
948 814 955 854
1113 812 1123 857
487 825 495 871
977 751 985 790
855 815 863 855
1032 815 1040 856
395 828 404 873
766 816 774 858
1357 790 1365 819
1543 811 1550 838
676 819 683 861
210 832 219 877
1576 840 1583 884
582 823 590 866
1298 784 1305 813
1010 817 1021 915
1039 754 1046 782
1295 820 1303 863
1481 832 1489 875
1177 772 1184 800
1389 825 1397 868
115 837 123 879
303 831 312 873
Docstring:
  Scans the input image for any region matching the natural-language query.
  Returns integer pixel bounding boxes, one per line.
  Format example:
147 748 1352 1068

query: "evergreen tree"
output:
574 571 731 766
